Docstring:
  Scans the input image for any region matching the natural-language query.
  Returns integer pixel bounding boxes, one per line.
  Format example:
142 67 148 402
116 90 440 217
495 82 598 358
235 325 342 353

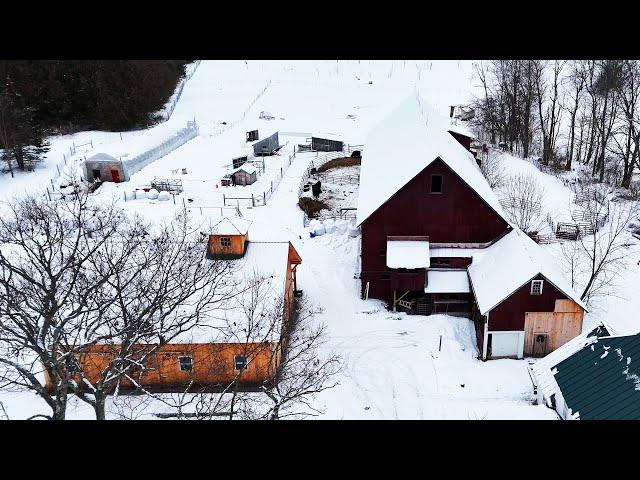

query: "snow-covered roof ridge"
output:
447 121 476 139
468 228 588 314
356 92 507 226
210 216 252 236
233 163 257 175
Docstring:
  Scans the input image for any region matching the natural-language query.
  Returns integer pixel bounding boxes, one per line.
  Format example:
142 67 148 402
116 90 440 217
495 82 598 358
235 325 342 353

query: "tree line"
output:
0 60 189 175
472 60 640 190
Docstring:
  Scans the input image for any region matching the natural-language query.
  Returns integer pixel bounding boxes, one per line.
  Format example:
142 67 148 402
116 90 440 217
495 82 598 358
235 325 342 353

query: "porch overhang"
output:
386 236 430 269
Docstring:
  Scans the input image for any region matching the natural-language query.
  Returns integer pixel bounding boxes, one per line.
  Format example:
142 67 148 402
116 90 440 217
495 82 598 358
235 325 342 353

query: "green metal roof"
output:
553 333 640 420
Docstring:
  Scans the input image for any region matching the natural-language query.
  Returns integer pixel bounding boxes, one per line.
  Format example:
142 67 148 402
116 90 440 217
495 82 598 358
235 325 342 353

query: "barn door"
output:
110 169 121 183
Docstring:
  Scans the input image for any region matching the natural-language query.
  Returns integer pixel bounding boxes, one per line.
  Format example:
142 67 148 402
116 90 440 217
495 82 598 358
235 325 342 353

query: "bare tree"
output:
66 212 237 420
564 61 587 170
142 296 341 421
0 189 236 420
498 173 546 234
572 185 637 303
534 60 565 166
0 190 126 419
258 300 341 420
479 149 506 189
609 60 640 189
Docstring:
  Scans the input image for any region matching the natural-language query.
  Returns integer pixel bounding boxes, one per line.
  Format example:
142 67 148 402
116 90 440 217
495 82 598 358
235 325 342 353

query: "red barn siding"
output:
360 158 509 300
448 131 472 152
390 269 426 292
488 274 569 331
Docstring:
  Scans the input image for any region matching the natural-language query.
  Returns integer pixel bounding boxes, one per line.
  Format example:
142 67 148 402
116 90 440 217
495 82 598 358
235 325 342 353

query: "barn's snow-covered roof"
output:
447 121 476 139
175 241 293 344
356 93 507 226
467 229 588 314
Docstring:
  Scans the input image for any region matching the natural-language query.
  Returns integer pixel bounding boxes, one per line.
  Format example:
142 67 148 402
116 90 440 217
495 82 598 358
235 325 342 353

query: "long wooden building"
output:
357 93 587 360
46 217 302 393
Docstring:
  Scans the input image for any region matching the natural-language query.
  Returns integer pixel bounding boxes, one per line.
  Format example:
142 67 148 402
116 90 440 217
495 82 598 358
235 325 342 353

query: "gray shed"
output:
252 132 280 156
311 137 344 152
232 164 257 186
84 153 127 183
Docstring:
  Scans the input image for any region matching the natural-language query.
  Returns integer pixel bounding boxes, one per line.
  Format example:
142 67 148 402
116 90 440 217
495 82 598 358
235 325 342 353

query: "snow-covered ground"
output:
3 60 637 420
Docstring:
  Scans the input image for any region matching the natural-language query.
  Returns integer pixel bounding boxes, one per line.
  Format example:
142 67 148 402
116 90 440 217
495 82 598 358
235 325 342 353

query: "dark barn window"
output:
178 356 193 372
430 174 443 194
381 273 390 280
234 355 248 370
220 236 231 247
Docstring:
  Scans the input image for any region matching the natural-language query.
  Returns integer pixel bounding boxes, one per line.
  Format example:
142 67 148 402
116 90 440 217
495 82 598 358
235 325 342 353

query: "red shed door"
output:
110 169 121 183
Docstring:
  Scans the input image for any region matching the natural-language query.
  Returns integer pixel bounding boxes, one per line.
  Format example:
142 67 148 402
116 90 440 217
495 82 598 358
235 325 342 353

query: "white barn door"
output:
489 331 524 359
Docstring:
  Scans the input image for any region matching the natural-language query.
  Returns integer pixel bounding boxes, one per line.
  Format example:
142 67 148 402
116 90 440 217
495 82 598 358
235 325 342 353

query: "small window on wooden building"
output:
178 356 193 372
66 356 82 374
220 236 232 248
234 355 248 370
380 273 390 280
430 174 443 194
530 279 544 296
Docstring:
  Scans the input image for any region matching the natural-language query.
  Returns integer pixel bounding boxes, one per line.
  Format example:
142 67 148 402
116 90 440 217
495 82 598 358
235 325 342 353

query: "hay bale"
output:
158 191 171 201
146 188 159 200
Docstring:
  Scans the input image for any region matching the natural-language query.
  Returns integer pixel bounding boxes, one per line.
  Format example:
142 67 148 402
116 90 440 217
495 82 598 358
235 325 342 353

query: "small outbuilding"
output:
232 156 248 169
252 132 280 156
246 130 259 142
207 216 253 260
311 136 344 152
84 153 127 183
232 164 258 186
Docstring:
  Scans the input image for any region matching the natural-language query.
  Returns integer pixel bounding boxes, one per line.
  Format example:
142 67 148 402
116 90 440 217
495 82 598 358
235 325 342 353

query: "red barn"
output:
357 93 586 360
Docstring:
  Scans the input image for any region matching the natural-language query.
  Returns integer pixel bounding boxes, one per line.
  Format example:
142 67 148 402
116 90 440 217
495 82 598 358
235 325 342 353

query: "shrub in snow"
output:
146 188 159 200
158 191 171 201
348 226 360 237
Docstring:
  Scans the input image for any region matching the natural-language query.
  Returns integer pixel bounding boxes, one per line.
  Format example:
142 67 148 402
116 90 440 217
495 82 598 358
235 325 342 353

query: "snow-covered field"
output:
1 60 638 420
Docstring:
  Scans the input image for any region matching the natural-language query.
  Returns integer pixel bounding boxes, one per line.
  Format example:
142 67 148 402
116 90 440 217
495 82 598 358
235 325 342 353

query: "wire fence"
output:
297 150 354 198
122 121 200 180
302 208 357 227
157 60 202 122
207 80 272 140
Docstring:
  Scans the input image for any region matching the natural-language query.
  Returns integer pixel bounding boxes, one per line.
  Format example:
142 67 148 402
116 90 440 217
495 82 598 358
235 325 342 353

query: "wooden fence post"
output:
223 193 226 206
263 192 266 204
251 194 255 207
